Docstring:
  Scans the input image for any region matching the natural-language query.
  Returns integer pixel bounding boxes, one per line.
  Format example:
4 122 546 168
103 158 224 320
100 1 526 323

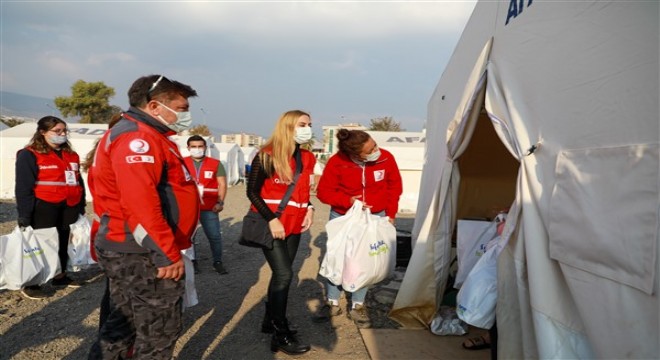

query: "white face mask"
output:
156 102 193 133
49 134 68 145
365 149 381 162
294 126 313 144
189 148 205 158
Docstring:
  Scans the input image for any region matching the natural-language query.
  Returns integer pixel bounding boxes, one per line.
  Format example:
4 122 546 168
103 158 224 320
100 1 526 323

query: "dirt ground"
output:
0 184 414 360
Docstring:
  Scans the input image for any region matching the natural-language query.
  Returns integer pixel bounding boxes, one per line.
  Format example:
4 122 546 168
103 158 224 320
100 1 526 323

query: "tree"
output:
0 117 25 127
368 116 404 131
188 124 212 137
54 80 117 124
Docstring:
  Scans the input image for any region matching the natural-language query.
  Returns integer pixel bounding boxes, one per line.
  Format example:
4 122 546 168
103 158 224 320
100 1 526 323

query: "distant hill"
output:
0 91 240 138
0 91 59 120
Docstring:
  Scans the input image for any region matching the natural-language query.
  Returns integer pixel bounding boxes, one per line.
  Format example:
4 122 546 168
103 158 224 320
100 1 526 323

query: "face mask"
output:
189 148 205 158
157 102 193 132
294 126 313 144
365 149 381 162
49 135 68 145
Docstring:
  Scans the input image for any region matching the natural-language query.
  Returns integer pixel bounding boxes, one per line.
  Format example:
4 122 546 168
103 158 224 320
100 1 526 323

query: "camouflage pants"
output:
89 248 184 360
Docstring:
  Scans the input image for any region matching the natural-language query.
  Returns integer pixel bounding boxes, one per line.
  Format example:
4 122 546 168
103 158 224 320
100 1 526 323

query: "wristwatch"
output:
217 200 224 206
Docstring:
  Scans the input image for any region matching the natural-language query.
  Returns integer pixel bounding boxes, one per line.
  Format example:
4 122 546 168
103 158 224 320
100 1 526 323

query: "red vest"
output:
28 147 83 206
252 150 316 235
184 156 221 211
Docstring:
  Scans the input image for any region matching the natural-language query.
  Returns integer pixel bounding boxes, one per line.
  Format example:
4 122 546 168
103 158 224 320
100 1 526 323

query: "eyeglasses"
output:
49 129 69 135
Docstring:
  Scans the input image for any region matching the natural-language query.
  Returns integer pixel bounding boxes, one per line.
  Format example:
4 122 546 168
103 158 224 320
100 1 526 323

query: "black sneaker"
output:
51 276 82 288
213 261 228 275
20 285 48 300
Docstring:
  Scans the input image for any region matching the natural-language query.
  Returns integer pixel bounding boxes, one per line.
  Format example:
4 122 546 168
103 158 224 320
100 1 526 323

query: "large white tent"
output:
213 142 243 186
390 1 658 359
367 131 425 214
0 122 108 200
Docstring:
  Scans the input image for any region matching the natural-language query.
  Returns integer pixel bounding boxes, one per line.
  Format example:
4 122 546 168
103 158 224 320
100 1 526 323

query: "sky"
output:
1 0 476 137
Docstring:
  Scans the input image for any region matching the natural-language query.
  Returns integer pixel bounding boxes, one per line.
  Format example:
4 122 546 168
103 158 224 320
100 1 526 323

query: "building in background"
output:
221 132 263 147
322 123 366 154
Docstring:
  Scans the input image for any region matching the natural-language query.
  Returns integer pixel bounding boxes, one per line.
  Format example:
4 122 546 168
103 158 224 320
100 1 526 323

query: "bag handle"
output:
275 149 303 217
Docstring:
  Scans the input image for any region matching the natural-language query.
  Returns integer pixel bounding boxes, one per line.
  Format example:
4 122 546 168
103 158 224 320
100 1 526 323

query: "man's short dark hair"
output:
128 74 197 108
187 135 206 146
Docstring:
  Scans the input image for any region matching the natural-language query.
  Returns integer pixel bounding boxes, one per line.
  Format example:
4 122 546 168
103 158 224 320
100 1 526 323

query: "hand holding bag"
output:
240 151 302 249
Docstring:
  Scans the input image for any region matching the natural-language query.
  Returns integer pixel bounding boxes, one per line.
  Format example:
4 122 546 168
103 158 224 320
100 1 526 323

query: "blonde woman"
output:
246 110 315 355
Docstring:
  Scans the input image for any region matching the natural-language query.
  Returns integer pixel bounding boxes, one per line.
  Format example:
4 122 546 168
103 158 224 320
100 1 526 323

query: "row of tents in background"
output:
0 123 426 214
0 123 259 200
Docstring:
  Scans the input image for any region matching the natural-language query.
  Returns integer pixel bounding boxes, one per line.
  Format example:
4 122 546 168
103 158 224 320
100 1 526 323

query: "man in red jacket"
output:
184 135 228 274
89 74 200 359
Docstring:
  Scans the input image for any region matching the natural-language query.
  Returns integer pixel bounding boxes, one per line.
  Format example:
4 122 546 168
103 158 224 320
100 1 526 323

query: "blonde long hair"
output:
260 109 309 183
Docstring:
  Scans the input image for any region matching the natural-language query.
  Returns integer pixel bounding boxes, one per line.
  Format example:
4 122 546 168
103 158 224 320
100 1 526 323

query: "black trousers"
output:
31 199 80 274
261 233 301 322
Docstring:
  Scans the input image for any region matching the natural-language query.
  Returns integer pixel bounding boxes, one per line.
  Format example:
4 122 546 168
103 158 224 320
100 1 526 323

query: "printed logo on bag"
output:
373 170 385 182
129 139 150 153
369 240 389 256
23 245 43 258
125 155 155 164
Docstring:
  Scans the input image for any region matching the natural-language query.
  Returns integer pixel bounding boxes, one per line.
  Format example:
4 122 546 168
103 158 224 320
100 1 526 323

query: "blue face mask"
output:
156 102 193 133
48 134 68 145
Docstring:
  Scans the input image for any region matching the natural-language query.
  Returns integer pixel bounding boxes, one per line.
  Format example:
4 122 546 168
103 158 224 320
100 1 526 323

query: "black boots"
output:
261 302 297 335
270 319 310 355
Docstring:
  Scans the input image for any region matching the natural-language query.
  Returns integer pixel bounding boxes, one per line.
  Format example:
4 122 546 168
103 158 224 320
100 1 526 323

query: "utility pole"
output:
45 103 55 116
200 107 208 126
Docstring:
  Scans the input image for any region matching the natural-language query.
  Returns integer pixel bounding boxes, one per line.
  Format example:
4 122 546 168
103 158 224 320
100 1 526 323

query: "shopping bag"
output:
0 226 60 290
454 219 498 289
341 207 397 292
456 240 503 329
319 200 363 285
181 248 198 308
68 215 96 272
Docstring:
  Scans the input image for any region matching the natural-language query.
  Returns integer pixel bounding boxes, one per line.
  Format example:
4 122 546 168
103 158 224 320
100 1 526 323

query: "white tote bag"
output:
341 208 397 292
456 240 503 329
0 226 60 290
319 201 363 285
181 248 198 308
68 215 96 271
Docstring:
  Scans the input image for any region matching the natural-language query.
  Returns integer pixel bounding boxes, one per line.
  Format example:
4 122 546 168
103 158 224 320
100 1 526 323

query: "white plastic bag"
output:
68 215 96 271
341 206 397 292
454 219 497 289
0 226 60 290
181 248 198 308
430 306 469 336
319 201 363 285
456 241 502 329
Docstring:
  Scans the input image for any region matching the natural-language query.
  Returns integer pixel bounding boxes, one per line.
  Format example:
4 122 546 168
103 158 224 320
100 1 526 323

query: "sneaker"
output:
213 261 228 275
348 304 371 328
312 301 343 323
51 276 82 288
20 285 48 300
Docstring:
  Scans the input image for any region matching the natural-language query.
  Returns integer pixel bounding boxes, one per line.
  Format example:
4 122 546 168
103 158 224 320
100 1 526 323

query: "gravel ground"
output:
0 185 413 360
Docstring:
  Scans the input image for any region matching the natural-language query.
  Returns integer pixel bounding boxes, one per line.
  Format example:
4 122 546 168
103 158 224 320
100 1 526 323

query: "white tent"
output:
240 146 258 178
213 142 243 186
390 1 658 359
367 131 425 214
0 122 108 200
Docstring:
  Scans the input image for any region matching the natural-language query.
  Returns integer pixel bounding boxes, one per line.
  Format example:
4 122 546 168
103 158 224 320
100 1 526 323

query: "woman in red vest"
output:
246 109 316 355
15 116 86 299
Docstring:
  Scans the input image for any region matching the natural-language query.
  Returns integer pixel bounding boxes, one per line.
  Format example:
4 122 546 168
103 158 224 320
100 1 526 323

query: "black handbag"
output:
239 151 303 249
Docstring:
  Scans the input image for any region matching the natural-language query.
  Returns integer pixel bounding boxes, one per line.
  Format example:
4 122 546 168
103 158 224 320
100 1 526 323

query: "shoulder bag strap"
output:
275 150 303 217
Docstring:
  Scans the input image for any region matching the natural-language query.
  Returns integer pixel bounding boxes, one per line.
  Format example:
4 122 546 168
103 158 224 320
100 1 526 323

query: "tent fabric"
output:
213 142 243 186
390 1 659 359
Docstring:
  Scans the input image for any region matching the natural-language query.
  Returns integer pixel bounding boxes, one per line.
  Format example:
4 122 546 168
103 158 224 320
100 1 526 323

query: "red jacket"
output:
90 109 200 266
184 156 222 211
26 147 83 206
317 148 402 218
251 149 316 236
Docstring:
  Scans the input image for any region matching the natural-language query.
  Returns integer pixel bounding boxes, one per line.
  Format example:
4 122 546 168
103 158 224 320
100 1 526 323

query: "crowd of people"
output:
13 74 404 358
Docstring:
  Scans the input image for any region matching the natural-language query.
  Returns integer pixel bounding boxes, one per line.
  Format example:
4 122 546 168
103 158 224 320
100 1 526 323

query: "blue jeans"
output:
196 210 223 263
324 209 385 305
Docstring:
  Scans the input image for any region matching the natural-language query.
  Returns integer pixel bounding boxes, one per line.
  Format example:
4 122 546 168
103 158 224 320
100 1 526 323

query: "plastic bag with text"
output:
0 226 60 290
